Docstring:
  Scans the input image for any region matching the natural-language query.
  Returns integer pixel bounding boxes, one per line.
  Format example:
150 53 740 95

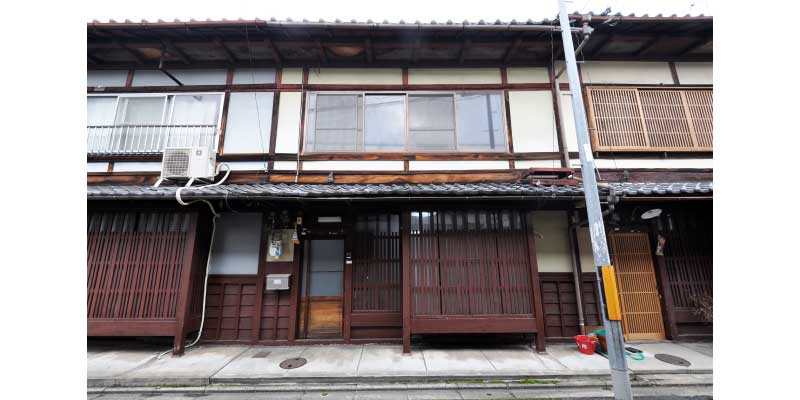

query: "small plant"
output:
690 294 713 323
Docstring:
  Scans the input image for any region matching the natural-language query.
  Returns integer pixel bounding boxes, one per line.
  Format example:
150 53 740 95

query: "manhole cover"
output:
252 351 271 359
279 357 307 369
654 353 691 367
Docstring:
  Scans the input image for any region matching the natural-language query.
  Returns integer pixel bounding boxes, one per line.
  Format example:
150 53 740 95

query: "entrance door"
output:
299 239 345 338
608 233 666 340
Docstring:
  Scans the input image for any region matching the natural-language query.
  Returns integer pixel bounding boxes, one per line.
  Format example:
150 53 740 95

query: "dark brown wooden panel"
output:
201 276 258 341
411 317 537 333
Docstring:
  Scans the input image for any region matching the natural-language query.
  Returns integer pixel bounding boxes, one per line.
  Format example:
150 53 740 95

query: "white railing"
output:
87 124 218 155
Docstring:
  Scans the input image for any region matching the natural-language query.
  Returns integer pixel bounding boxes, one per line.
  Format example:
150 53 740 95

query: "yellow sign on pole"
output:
601 266 622 321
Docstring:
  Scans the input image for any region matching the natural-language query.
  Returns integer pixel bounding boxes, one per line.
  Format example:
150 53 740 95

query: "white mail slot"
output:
266 273 291 290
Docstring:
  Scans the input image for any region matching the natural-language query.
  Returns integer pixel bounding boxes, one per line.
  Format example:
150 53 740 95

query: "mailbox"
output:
266 274 291 290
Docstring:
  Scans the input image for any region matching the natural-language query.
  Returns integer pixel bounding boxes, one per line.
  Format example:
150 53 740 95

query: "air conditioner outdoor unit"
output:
160 147 217 181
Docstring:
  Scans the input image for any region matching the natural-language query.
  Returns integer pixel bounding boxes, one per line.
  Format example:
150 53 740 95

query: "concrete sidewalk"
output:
88 341 712 388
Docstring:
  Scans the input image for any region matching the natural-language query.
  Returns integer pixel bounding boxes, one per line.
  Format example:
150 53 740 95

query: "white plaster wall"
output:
273 161 298 170
408 160 510 171
170 69 228 85
506 67 549 84
508 91 558 152
515 160 563 169
559 91 579 151
308 68 402 84
223 92 274 154
132 70 178 86
274 91 302 153
674 62 713 85
208 213 262 275
87 70 128 87
302 161 404 171
408 68 501 84
593 159 714 169
112 162 162 172
532 211 573 273
87 162 109 173
224 161 269 171
576 227 596 273
281 68 303 84
233 68 276 84
580 61 673 85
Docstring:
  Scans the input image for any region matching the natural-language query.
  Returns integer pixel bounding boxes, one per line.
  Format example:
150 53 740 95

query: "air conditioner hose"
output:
157 163 230 359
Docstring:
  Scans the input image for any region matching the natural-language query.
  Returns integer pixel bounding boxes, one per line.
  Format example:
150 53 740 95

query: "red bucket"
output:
574 335 599 355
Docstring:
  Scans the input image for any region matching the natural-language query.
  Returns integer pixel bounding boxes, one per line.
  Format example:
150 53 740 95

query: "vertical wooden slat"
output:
401 211 412 353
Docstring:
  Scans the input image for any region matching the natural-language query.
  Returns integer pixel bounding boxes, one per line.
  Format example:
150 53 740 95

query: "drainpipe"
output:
567 210 586 334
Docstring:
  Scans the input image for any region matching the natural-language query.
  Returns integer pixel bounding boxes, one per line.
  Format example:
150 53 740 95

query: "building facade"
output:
86 14 713 355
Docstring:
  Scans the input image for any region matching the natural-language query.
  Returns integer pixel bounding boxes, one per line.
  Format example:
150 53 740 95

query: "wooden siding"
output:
409 209 535 318
539 273 603 339
587 87 712 152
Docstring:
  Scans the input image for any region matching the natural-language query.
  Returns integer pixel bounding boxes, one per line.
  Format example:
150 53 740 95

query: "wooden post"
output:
525 211 546 352
173 211 199 355
287 240 302 342
651 222 679 340
343 215 354 343
401 211 412 353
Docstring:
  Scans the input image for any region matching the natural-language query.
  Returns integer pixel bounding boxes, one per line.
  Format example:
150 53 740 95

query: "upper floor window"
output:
87 93 224 155
586 87 713 152
304 92 507 153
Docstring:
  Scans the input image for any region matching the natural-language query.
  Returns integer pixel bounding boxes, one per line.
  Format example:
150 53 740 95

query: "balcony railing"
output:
586 87 713 152
87 124 218 155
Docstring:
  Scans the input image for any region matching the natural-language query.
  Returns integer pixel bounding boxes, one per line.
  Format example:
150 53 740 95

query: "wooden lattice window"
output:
587 87 713 152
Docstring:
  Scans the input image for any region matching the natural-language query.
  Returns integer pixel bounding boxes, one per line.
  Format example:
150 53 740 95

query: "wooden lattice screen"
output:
87 210 192 320
409 209 533 317
587 87 713 152
352 214 402 312
608 233 666 341
663 209 713 314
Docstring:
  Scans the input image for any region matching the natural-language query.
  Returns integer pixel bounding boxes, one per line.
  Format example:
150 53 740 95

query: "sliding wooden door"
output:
608 233 666 340
298 239 345 338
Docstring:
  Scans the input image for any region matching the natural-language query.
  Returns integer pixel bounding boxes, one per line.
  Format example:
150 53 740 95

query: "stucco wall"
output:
532 211 573 273
674 62 712 84
274 92 302 153
580 61 673 85
508 91 558 152
308 68 402 84
408 68 501 84
506 67 549 84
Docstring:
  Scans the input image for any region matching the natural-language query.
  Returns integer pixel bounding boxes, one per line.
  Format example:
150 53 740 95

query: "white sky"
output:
85 0 713 23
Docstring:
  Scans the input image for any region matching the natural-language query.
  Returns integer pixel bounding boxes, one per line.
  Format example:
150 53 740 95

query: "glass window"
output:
308 94 363 152
169 94 222 125
365 95 405 151
455 93 505 151
116 97 166 124
223 92 274 154
87 97 117 125
408 95 455 151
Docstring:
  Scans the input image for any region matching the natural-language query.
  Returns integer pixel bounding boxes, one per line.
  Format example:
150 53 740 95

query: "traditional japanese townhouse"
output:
86 13 713 355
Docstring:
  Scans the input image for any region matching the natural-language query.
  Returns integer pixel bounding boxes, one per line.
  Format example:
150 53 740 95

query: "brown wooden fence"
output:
587 87 713 152
87 207 208 354
352 214 402 312
407 209 541 342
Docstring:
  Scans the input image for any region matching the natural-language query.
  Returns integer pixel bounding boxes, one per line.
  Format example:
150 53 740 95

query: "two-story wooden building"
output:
87 13 713 355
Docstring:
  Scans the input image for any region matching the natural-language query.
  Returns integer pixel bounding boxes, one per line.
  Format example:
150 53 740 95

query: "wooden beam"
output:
162 40 191 64
113 40 146 64
316 39 329 64
401 211 412 353
458 39 471 64
633 35 663 56
365 38 374 64
264 38 283 66
214 38 237 63
503 36 523 64
526 212 546 352
678 36 712 57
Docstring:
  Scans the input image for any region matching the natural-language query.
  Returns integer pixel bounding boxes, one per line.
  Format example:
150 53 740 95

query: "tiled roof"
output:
88 12 711 25
87 182 712 200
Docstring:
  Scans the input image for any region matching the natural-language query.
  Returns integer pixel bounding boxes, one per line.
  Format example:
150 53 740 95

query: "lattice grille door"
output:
608 233 666 340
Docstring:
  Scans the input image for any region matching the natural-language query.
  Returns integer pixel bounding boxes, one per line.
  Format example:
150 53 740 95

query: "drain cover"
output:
654 353 691 367
251 351 271 359
279 357 307 369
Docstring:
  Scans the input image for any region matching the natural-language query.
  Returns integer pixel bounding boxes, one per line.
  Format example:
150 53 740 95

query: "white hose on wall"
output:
158 164 231 358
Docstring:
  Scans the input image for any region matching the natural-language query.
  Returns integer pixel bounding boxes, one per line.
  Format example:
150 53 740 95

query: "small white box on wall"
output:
266 274 291 290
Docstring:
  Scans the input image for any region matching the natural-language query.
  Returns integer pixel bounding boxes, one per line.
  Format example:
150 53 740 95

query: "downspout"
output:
567 210 586 334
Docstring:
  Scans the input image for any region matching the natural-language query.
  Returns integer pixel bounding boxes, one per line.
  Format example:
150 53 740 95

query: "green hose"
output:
626 351 645 361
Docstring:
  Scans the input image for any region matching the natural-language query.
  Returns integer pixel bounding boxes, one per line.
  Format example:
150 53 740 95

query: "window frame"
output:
302 90 509 154
87 92 227 153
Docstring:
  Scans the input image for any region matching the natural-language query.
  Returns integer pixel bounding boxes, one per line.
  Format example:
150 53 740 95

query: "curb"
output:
88 372 712 394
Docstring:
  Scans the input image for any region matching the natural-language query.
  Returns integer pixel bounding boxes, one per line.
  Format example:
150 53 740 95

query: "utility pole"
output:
556 2 633 399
